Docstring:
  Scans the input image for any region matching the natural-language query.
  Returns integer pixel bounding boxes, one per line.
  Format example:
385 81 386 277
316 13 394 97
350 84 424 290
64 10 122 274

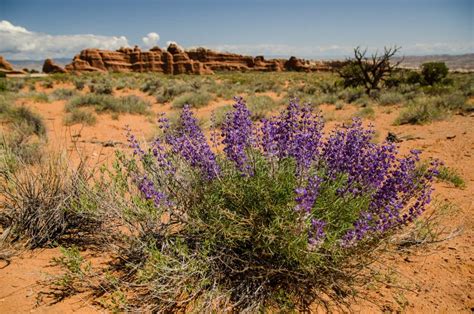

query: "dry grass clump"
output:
67 94 151 115
0 152 102 249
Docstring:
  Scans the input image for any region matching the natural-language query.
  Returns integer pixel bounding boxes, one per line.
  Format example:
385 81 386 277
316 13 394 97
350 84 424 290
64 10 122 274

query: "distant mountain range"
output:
8 54 474 72
394 54 474 71
9 58 70 72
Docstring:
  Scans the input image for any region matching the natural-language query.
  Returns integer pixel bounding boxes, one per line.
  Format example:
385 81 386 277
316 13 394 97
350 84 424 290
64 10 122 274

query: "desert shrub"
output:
140 78 163 95
89 82 113 95
433 92 467 111
378 91 405 106
73 79 86 91
246 94 278 120
312 93 338 105
172 91 214 109
421 62 448 86
41 80 54 89
405 70 423 85
26 92 50 103
212 104 233 126
67 94 150 115
355 106 375 119
8 105 46 136
155 81 194 103
64 109 97 126
98 99 438 311
0 97 46 164
395 97 444 125
436 165 465 188
52 88 77 100
0 78 7 92
3 79 25 92
353 95 373 107
0 154 102 249
339 87 364 103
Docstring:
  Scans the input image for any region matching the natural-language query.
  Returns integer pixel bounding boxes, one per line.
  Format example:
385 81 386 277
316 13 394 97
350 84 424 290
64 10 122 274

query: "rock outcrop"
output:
0 55 26 74
65 44 339 74
42 59 67 73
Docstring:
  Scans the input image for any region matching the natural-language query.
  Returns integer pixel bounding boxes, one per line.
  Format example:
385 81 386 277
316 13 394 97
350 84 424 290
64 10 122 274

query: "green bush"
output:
437 166 465 188
52 88 77 100
67 94 150 115
246 95 278 120
421 62 449 86
395 97 444 125
27 92 50 103
378 91 405 106
64 109 97 126
172 91 214 109
89 82 113 95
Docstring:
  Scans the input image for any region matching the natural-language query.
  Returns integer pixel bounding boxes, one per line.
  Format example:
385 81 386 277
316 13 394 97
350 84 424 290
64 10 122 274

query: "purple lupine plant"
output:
164 105 220 180
125 98 438 249
308 218 326 249
295 175 323 213
138 175 168 208
261 101 324 172
221 97 255 175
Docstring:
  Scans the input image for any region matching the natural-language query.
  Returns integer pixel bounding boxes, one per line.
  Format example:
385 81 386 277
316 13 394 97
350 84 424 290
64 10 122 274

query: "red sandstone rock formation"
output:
0 55 26 74
42 59 67 73
64 44 337 74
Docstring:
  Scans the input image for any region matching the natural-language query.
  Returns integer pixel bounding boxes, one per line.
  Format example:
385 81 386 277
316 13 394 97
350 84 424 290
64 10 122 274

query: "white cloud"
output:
142 32 160 48
0 20 129 60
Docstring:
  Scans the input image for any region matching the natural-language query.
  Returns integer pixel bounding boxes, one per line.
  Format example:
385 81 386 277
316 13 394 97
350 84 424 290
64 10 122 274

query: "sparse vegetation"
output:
64 109 97 126
172 90 214 108
437 165 465 188
67 94 150 115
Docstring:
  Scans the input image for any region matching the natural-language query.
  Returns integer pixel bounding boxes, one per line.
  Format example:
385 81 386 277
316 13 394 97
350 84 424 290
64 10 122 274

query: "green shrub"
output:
356 106 375 119
378 91 405 106
74 79 86 91
395 97 444 125
434 92 467 111
156 81 194 103
246 95 278 120
172 91 214 109
212 105 233 126
67 94 150 115
27 92 50 103
89 82 113 95
405 71 423 85
437 166 465 188
52 88 77 100
0 153 101 248
421 62 448 86
95 101 437 311
64 109 97 126
339 87 364 103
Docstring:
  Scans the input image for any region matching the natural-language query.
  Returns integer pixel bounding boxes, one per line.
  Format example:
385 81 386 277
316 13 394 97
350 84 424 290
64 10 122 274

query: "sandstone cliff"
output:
64 44 337 74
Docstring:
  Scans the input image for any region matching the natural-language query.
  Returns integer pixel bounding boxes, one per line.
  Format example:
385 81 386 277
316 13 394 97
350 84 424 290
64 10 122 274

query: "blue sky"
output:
0 0 472 60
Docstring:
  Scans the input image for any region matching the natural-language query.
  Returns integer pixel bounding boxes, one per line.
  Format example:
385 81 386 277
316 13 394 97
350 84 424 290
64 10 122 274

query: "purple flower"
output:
295 175 322 213
138 175 169 208
221 97 255 175
126 125 145 156
261 101 324 172
165 105 220 180
308 218 326 248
